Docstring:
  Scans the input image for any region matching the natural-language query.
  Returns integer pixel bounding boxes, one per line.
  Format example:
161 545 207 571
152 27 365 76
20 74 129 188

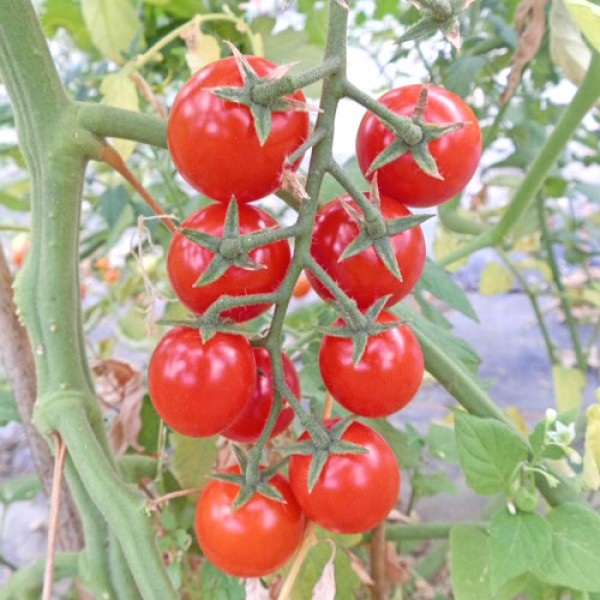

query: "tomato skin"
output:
356 84 482 208
307 194 425 310
319 312 424 418
195 467 307 577
167 203 291 322
292 271 312 299
147 327 256 437
168 56 310 203
288 419 400 534
221 348 299 443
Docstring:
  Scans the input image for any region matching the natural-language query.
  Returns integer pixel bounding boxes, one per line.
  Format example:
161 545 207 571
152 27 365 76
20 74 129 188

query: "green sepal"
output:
223 198 240 239
278 440 319 457
328 440 369 456
180 228 221 252
410 142 442 179
261 457 290 481
364 295 392 321
194 255 232 287
250 103 273 146
385 213 432 236
211 472 246 487
338 230 373 262
352 331 369 365
232 445 248 472
368 137 411 174
255 481 285 503
232 484 256 511
307 450 329 493
373 237 402 280
329 415 356 440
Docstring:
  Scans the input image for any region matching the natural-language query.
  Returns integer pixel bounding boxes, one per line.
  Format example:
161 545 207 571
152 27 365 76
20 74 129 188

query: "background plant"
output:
0 0 599 598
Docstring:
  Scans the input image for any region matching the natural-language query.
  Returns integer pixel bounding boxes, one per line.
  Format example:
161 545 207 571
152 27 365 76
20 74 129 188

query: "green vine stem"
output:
438 50 600 268
537 197 586 371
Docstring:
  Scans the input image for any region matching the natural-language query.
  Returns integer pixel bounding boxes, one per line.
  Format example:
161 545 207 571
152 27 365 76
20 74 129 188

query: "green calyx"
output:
281 416 369 492
210 44 308 146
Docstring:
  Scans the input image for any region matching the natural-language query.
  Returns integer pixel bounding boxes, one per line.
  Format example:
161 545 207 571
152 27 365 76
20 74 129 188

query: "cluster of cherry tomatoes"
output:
147 54 481 578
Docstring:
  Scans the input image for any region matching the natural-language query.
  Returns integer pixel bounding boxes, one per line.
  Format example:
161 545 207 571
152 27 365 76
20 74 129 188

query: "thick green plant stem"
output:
0 552 79 600
0 0 177 597
439 50 600 267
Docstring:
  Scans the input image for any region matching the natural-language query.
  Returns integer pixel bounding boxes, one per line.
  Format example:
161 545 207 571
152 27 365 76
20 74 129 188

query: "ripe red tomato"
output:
168 56 310 203
148 327 255 437
307 194 425 310
167 203 291 322
319 312 424 418
195 466 307 577
288 419 400 534
221 348 299 443
356 84 482 207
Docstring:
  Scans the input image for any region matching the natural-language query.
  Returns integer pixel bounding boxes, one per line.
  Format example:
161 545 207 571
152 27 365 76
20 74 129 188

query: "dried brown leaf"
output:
501 0 549 104
93 359 144 455
348 551 375 586
385 543 413 586
281 165 309 202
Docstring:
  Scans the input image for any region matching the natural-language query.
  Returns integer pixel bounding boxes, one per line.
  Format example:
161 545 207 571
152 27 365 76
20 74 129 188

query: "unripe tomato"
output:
221 348 299 443
356 84 482 207
195 466 306 577
307 194 425 311
289 419 400 534
168 56 310 204
148 327 255 437
167 203 291 322
319 312 424 417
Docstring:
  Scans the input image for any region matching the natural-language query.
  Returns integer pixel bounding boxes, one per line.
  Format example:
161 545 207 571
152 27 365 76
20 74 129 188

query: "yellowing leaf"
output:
479 262 514 296
180 20 220 73
583 404 600 490
100 73 139 160
432 225 469 273
551 365 586 413
564 0 600 54
505 406 530 437
81 0 142 64
550 0 592 85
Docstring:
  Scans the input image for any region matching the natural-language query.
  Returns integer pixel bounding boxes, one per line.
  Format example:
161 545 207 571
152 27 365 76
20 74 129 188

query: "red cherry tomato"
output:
195 466 307 577
307 194 426 311
288 419 400 534
356 84 482 207
167 203 291 322
148 327 255 437
319 312 424 418
221 348 299 443
168 56 310 203
292 271 312 299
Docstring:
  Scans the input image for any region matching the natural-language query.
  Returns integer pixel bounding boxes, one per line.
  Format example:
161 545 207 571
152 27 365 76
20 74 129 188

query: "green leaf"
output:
366 418 420 468
0 191 29 212
533 503 600 592
170 432 219 495
40 0 93 50
416 258 479 322
455 412 529 495
199 560 245 600
412 471 458 498
426 423 459 464
450 525 528 600
81 0 142 64
137 395 160 453
564 0 600 53
290 541 360 600
0 475 42 505
0 386 19 425
489 509 552 594
99 185 129 228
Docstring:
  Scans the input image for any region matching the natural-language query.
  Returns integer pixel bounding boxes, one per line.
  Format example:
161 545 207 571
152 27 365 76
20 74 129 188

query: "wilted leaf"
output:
93 359 144 454
551 365 586 413
500 0 549 104
564 0 600 53
180 19 220 73
583 404 600 490
479 262 514 296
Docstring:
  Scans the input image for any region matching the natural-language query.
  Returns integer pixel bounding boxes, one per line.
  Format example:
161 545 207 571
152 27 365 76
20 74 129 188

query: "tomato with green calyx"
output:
307 193 425 311
356 84 482 207
168 56 310 203
148 327 255 437
221 348 300 443
289 419 400 534
195 466 306 577
319 312 424 418
167 203 291 322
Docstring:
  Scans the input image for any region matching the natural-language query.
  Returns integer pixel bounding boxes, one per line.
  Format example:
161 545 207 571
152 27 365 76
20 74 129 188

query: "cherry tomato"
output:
221 348 299 443
288 419 400 534
148 327 255 437
168 56 310 203
292 271 312 299
319 312 424 418
356 84 482 207
195 466 307 577
167 203 291 322
307 194 425 311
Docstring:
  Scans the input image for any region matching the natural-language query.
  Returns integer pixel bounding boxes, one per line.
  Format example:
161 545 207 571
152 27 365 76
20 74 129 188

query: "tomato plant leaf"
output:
454 412 529 495
199 561 245 600
488 508 552 594
170 432 219 494
0 474 41 505
533 503 600 592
